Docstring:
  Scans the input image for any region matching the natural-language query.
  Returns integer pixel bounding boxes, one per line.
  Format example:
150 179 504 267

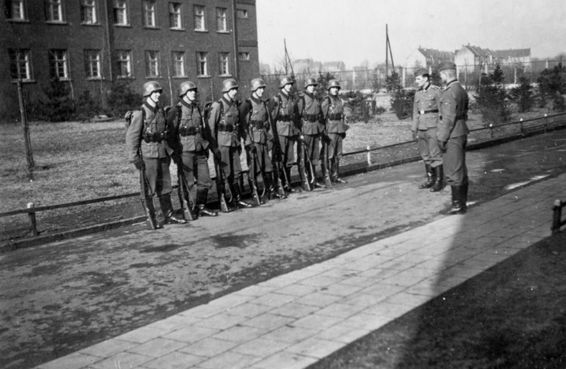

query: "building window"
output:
169 2 182 29
143 0 156 27
216 7 227 32
46 0 63 22
196 52 208 76
219 52 230 76
85 49 101 79
239 52 250 61
49 49 69 79
7 0 26 20
193 5 205 31
145 50 160 77
9 49 32 81
236 9 248 18
113 0 128 25
116 50 132 78
80 0 97 24
172 51 185 77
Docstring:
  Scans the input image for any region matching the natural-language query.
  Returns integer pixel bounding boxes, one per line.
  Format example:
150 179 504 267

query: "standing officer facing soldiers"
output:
208 78 253 210
167 80 218 218
321 79 348 184
271 76 301 192
297 78 328 188
437 62 470 214
412 68 443 191
125 81 186 228
239 78 284 202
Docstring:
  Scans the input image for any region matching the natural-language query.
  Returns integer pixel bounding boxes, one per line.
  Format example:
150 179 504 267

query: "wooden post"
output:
27 202 38 236
366 145 371 165
16 61 34 181
552 199 562 234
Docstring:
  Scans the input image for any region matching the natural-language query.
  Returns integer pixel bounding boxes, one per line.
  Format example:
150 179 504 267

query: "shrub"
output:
32 78 76 122
475 65 510 125
107 80 142 117
537 63 566 111
74 90 102 121
510 77 534 113
390 88 415 120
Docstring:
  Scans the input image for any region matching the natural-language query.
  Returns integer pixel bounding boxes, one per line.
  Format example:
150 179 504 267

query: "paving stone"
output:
163 326 219 343
79 339 136 358
197 351 261 369
192 313 247 330
34 353 99 369
250 351 318 369
274 283 320 297
293 292 343 307
261 325 318 344
116 325 171 344
179 337 239 357
89 352 152 369
141 351 206 369
269 302 321 318
291 313 343 331
241 312 296 331
317 282 364 297
232 337 291 356
252 292 298 307
212 324 267 343
225 302 273 317
286 337 345 359
127 337 187 358
317 302 366 319
315 322 372 343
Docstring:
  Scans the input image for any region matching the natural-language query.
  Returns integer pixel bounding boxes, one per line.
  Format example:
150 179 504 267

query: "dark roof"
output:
418 47 454 63
463 44 493 57
493 48 531 58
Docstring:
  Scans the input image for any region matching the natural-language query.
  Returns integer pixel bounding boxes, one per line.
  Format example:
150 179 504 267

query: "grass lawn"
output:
309 231 566 369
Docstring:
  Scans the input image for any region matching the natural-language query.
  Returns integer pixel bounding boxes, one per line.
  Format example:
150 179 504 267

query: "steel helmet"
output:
304 78 318 88
222 78 239 93
414 68 429 77
279 76 294 88
250 78 266 92
143 81 163 97
327 79 341 90
179 81 197 97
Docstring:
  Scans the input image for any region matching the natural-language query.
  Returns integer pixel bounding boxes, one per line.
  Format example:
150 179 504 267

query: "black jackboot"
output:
333 158 347 184
449 185 466 214
232 181 253 208
430 165 445 192
196 188 218 217
159 194 187 224
419 164 435 189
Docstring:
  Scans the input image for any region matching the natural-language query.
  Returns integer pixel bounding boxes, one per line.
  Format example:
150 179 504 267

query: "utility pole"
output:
231 0 240 79
385 24 395 76
16 61 34 181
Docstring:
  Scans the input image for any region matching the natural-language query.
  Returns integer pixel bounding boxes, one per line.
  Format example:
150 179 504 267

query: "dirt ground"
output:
1 129 566 369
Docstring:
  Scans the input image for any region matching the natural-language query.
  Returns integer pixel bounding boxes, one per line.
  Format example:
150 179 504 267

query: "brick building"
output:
0 0 259 119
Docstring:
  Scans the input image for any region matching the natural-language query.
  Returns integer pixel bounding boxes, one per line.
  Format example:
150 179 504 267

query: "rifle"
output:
243 105 262 206
175 156 196 221
265 103 290 196
299 135 315 190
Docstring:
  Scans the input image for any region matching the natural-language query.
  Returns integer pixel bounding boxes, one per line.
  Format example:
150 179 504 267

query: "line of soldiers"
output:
125 75 350 229
412 62 469 214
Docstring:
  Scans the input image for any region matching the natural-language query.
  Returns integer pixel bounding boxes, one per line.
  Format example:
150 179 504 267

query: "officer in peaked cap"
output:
208 78 253 210
437 61 470 214
412 68 443 191
167 80 219 219
125 81 187 228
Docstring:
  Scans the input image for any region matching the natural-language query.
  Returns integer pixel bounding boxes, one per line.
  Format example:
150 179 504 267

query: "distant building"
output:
1 0 259 118
405 47 455 71
454 44 531 74
321 61 346 73
292 58 322 74
493 48 531 67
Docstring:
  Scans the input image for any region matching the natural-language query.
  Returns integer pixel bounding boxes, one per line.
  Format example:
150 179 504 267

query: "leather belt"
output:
218 123 234 132
418 109 439 115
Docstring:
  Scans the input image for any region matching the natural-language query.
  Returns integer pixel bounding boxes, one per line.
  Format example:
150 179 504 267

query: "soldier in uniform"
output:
125 81 186 227
208 78 252 210
321 79 348 184
437 62 470 214
297 78 328 188
239 78 284 202
411 68 443 191
167 81 218 218
270 76 301 192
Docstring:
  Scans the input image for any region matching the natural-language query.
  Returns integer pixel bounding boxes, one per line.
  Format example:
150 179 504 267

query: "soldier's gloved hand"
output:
213 148 221 160
439 140 448 152
246 144 257 154
133 156 143 170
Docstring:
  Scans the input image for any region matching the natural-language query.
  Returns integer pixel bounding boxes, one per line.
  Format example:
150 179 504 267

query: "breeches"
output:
443 136 468 186
417 128 442 167
143 157 172 196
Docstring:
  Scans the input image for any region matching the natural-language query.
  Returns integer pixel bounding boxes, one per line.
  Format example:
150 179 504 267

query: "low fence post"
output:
544 113 548 132
366 145 371 165
552 199 562 234
489 123 494 139
27 202 38 236
519 118 524 136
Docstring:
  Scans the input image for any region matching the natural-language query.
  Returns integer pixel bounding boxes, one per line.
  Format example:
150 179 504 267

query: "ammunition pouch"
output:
143 131 166 143
179 125 199 136
303 114 319 122
278 114 292 121
218 123 234 132
250 120 267 130
327 113 343 120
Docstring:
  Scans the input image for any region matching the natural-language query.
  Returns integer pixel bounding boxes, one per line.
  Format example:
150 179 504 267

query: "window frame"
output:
172 51 186 77
49 49 69 80
84 49 102 79
196 52 209 77
218 52 230 76
46 0 64 23
80 0 98 25
143 0 157 28
116 50 132 79
145 50 160 78
236 8 248 19
113 0 129 26
9 49 33 81
216 7 228 32
7 0 27 21
169 2 182 29
193 5 206 31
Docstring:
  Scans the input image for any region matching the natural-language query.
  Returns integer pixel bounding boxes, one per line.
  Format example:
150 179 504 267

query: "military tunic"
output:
208 96 243 181
412 83 442 167
168 100 213 201
297 92 324 164
321 95 347 161
125 101 173 196
438 79 469 186
271 91 299 166
240 96 273 174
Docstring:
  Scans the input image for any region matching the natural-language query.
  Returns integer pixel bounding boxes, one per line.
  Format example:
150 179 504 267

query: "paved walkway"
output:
35 173 566 369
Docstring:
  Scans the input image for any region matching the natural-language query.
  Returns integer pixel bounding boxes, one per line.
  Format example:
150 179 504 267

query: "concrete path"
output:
34 172 566 369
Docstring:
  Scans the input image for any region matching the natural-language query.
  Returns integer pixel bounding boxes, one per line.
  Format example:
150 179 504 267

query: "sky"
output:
256 0 566 70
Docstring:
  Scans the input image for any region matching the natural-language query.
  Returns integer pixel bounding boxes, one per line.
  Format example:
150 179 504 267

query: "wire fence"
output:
261 58 566 93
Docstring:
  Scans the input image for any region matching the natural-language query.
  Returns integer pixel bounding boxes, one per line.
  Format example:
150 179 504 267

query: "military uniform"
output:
412 79 443 190
271 89 300 190
125 82 185 226
168 89 217 217
321 86 347 184
298 92 325 187
209 80 252 209
438 62 470 213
